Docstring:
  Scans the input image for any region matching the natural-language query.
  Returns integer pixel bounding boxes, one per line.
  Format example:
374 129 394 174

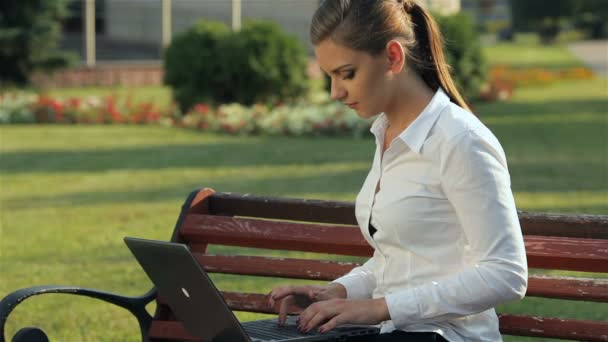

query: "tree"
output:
510 0 608 41
0 0 75 86
436 12 487 101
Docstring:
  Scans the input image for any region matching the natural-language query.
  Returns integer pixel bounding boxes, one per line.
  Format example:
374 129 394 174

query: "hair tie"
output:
401 0 416 13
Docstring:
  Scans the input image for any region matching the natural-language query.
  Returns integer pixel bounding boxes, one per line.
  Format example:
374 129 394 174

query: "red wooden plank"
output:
223 291 276 314
193 255 608 302
525 235 608 272
499 314 608 341
180 215 371 256
155 292 285 314
148 320 199 341
180 215 608 272
195 254 359 280
520 212 608 239
207 192 608 239
209 192 358 225
527 275 608 302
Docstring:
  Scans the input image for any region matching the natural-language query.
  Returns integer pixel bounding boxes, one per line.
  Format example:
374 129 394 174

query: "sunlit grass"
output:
482 39 585 69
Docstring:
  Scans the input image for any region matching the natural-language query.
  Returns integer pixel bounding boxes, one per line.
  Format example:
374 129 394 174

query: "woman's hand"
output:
268 283 347 324
297 298 389 334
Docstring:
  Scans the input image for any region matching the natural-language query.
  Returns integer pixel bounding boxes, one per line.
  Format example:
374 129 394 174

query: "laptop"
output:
124 237 380 342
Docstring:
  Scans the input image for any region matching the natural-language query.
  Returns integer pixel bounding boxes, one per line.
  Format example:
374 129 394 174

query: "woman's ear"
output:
385 40 406 74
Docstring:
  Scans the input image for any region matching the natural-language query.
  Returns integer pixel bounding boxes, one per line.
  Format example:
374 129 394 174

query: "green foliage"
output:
436 12 487 101
229 21 309 107
163 20 309 111
163 21 231 110
510 0 608 41
0 0 76 86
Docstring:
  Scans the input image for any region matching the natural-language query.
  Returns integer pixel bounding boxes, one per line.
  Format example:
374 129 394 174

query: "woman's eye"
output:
343 70 355 80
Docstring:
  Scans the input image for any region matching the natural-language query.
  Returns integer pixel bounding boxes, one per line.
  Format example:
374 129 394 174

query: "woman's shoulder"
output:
433 102 498 146
427 102 506 164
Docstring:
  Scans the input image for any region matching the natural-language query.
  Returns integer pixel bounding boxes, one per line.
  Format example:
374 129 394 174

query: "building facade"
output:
64 0 462 61
104 0 463 51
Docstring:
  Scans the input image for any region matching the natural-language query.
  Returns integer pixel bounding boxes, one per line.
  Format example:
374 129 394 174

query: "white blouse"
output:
333 89 528 342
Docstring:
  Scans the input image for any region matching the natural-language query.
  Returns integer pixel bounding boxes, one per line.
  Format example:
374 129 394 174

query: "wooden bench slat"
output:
151 293 608 341
149 321 198 341
527 275 608 302
196 254 359 280
181 215 608 272
498 313 608 341
194 254 608 302
525 235 608 272
209 192 358 225
156 292 274 314
180 214 371 256
149 316 608 342
520 212 608 239
207 192 608 239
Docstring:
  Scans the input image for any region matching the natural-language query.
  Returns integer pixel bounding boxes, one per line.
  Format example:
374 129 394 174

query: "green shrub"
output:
163 21 231 111
163 20 309 111
436 12 487 101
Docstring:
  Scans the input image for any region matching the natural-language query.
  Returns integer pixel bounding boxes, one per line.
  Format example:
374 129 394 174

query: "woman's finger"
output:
318 315 343 334
302 306 334 333
297 301 322 329
278 295 295 325
272 286 320 307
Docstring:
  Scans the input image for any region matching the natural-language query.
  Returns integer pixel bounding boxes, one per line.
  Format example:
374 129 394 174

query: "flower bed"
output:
0 92 164 125
493 65 594 86
0 91 372 137
478 65 595 102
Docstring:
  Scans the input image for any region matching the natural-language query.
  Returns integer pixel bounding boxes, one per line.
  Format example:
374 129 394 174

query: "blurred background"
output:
1 0 606 341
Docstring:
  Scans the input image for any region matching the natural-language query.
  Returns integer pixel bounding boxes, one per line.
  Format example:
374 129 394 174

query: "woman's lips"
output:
346 102 358 109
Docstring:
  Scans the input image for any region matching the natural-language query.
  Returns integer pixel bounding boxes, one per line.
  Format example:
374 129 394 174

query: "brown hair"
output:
310 0 471 112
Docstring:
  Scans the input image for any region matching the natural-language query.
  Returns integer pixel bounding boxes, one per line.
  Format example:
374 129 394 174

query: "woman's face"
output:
315 39 392 119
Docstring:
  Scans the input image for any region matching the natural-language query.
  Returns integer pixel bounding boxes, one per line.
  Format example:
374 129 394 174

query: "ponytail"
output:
405 2 471 112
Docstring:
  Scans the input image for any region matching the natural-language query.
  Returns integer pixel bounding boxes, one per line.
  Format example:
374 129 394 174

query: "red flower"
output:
193 103 210 115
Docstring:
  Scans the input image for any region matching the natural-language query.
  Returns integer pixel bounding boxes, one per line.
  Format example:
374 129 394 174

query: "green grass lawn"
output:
482 36 585 69
1 76 607 341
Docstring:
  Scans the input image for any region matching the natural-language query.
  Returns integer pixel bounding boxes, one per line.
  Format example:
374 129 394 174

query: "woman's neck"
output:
383 71 435 133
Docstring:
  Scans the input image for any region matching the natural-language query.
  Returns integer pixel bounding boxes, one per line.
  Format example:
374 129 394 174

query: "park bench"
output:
2 188 608 341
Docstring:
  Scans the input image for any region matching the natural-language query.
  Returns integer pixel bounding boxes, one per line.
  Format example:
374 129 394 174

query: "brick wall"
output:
31 59 323 88
31 63 164 88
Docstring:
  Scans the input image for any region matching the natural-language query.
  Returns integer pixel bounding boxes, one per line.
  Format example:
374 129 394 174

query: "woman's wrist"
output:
328 282 347 298
373 297 390 322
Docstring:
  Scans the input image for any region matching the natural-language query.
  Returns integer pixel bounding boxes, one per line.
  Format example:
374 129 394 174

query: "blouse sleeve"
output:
384 130 528 327
332 256 378 300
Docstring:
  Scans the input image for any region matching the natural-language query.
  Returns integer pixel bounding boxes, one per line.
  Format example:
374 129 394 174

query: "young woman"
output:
268 1 528 341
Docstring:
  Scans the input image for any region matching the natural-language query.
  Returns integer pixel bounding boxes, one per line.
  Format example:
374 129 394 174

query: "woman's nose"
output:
330 80 346 101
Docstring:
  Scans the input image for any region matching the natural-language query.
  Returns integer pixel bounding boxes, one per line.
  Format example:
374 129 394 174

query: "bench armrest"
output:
0 285 157 342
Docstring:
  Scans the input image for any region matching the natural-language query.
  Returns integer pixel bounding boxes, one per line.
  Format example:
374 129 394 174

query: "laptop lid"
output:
124 237 250 342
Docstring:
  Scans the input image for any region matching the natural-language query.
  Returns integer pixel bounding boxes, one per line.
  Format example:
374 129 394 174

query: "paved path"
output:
567 40 608 78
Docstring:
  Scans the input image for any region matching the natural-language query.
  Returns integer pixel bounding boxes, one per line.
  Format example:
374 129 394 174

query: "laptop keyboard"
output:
242 318 322 340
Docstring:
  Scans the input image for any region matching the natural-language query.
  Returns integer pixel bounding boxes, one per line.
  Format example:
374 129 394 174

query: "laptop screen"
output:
124 237 250 341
